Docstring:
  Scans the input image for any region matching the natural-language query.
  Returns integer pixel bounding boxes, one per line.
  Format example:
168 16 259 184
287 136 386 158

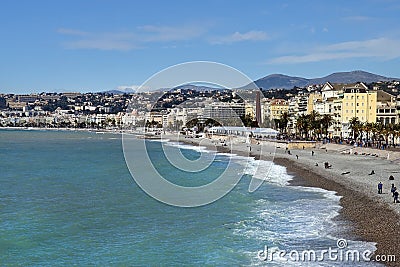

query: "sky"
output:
1 0 400 93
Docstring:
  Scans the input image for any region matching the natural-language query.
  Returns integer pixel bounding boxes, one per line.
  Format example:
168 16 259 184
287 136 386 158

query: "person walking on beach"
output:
394 191 399 203
391 184 397 197
296 155 298 160
311 151 314 156
378 182 383 194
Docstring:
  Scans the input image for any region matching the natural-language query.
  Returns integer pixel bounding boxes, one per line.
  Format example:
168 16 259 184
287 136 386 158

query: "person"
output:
391 184 397 197
315 163 318 166
394 191 399 203
369 170 375 175
378 182 383 194
302 146 305 150
311 151 314 156
389 175 394 180
296 155 299 159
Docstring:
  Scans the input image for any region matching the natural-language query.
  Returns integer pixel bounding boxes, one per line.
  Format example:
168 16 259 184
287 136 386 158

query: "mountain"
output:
310 70 397 84
252 74 309 89
253 70 399 90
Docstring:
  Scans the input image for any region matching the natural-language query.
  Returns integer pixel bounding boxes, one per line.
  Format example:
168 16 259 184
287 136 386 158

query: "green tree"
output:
349 117 362 140
320 114 334 138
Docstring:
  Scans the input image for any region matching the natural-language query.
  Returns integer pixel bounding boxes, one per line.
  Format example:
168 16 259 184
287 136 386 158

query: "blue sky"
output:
1 0 400 93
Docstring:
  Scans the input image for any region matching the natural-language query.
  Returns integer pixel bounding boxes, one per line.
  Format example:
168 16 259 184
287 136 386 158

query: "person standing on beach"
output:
296 155 298 160
378 182 383 194
311 151 314 156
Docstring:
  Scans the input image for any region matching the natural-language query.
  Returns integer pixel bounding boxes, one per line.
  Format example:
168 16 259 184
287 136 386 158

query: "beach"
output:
167 133 400 266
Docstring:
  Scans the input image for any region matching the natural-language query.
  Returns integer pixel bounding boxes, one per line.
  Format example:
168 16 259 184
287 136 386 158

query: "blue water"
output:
0 130 379 266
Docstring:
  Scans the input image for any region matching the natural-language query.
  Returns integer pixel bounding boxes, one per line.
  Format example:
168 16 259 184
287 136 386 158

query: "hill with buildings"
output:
253 70 399 90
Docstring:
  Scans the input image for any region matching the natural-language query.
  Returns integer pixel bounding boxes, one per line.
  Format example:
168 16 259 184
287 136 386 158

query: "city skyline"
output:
1 0 400 93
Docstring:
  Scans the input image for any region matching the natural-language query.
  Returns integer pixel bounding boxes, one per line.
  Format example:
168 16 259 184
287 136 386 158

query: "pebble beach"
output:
168 133 400 266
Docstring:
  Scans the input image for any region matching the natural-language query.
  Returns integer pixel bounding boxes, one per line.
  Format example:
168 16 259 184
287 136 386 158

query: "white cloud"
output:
342 15 373 22
57 28 88 36
57 25 206 51
210 30 268 44
268 37 400 64
138 25 205 42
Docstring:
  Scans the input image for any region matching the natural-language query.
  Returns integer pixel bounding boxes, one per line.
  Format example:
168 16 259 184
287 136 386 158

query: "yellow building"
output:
307 92 322 114
341 87 377 124
270 99 289 120
245 102 255 120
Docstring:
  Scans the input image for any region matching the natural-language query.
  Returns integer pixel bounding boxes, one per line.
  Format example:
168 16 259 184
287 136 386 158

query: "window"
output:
357 110 359 113
346 110 348 113
362 96 364 100
362 103 364 106
357 96 359 99
362 110 364 113
346 103 348 106
357 103 359 106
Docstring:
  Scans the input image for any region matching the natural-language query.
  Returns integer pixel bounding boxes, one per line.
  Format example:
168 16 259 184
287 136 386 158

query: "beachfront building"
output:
307 92 322 114
261 99 271 125
341 86 377 124
207 126 279 139
203 102 245 125
287 93 308 134
269 99 289 120
376 90 397 125
245 102 255 120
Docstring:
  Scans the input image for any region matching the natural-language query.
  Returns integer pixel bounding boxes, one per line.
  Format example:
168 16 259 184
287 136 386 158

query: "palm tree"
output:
349 117 362 140
320 114 334 138
308 110 320 139
363 122 373 145
279 112 290 134
296 114 309 139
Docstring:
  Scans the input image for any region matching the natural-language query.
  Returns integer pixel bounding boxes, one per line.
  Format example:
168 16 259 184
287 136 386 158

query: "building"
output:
341 87 377 124
269 99 289 120
376 90 397 125
203 102 245 122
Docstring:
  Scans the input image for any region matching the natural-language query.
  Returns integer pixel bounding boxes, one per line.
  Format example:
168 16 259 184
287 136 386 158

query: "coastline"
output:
167 134 400 266
4 128 399 265
275 157 400 266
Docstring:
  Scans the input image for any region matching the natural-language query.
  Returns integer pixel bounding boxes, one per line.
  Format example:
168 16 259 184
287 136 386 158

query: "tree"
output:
363 122 373 144
296 114 309 139
349 117 362 140
320 114 334 138
308 110 321 139
278 112 289 134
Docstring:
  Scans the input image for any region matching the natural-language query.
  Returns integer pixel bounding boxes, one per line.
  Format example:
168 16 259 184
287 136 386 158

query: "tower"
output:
255 90 262 127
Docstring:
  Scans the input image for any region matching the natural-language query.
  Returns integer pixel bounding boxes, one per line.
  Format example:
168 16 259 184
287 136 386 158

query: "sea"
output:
0 129 382 266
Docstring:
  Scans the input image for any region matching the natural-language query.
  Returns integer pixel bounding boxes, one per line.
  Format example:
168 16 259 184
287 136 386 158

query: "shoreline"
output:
275 157 400 266
167 134 400 266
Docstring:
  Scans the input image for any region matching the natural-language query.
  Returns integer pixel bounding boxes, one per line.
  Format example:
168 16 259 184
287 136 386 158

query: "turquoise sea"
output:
0 130 380 266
